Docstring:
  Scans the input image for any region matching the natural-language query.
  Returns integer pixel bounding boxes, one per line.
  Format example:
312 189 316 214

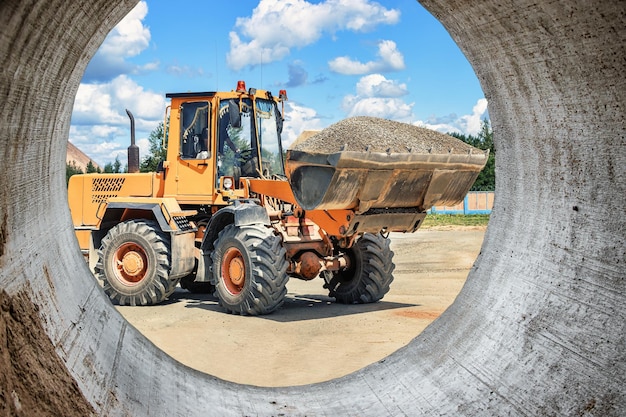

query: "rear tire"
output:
326 233 395 304
96 220 177 306
211 223 288 315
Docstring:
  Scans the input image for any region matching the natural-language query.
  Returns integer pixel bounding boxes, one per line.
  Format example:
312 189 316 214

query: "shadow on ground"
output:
169 288 418 322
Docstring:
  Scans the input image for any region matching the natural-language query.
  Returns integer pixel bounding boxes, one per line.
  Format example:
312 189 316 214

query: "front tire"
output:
326 233 395 304
211 224 288 315
96 220 177 306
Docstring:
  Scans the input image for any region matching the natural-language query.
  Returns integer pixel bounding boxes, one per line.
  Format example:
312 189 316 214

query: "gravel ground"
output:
291 116 484 155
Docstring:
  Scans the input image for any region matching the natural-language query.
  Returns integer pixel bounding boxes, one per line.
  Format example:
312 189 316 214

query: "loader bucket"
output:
286 148 489 213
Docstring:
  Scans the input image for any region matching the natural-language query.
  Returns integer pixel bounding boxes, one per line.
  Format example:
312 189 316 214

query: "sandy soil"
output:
118 228 485 387
0 289 95 416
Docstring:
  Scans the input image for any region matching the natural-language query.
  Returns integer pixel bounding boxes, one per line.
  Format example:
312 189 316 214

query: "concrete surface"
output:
0 0 624 416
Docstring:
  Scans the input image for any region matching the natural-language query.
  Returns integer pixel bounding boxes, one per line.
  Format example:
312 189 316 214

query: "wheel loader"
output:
67 81 488 315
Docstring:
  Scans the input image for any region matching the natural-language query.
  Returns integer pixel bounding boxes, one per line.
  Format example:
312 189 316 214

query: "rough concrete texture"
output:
0 0 624 415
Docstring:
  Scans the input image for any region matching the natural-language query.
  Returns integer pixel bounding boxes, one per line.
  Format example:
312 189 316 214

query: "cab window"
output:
217 99 257 179
180 101 210 159
256 98 285 177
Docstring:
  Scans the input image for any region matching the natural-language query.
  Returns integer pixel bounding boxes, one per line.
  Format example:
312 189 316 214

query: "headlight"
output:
222 177 233 189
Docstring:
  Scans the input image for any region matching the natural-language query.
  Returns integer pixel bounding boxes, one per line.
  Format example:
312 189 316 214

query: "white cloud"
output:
70 75 165 165
282 102 325 148
227 0 400 70
72 83 126 126
73 75 165 128
135 138 151 161
71 2 163 166
99 1 150 57
355 73 408 97
344 97 414 121
414 98 489 135
83 1 155 81
68 125 127 166
91 125 120 137
342 74 414 121
166 64 205 78
69 125 153 169
329 40 405 75
458 98 489 135
137 61 160 73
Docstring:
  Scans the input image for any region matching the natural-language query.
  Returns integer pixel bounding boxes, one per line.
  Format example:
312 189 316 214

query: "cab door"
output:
174 100 216 200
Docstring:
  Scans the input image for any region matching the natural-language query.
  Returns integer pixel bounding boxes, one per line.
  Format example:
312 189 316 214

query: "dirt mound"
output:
0 289 95 416
290 116 482 155
67 141 99 172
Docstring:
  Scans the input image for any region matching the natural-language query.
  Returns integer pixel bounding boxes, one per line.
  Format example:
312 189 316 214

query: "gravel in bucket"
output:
290 116 482 155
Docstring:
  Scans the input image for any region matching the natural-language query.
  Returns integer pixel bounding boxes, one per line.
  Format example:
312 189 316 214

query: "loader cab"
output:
216 83 286 184
163 83 286 204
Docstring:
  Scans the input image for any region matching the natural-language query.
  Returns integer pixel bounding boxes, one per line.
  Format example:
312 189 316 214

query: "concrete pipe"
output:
0 0 624 415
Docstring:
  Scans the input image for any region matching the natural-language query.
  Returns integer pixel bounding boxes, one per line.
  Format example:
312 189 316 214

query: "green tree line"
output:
448 118 495 191
67 121 166 184
66 156 126 184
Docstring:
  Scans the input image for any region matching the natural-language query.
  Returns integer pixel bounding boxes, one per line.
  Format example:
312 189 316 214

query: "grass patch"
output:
422 214 490 228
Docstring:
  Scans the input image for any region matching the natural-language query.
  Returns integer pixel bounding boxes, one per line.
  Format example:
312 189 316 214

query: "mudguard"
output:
200 200 271 259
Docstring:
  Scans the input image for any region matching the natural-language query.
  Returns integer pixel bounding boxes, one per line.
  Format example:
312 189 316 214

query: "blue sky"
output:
70 0 487 167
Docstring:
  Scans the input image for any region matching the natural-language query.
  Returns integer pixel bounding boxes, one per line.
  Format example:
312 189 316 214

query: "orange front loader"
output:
68 81 487 315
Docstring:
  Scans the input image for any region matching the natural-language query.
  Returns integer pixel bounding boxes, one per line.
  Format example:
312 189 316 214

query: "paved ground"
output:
118 228 485 387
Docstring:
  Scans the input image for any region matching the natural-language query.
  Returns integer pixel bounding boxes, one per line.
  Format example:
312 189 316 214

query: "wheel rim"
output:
112 242 148 285
221 247 246 295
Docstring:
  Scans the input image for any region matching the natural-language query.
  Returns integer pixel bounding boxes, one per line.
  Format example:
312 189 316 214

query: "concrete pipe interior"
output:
0 0 624 415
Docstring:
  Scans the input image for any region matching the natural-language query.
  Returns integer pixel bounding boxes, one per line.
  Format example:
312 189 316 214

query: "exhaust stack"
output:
126 109 140 173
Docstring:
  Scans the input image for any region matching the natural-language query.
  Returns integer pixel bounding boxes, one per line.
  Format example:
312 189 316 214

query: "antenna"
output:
215 41 218 91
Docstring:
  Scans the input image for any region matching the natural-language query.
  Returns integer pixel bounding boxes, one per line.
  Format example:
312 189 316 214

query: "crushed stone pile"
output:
290 116 483 155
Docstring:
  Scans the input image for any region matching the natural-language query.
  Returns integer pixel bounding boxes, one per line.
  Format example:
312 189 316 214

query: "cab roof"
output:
165 92 216 99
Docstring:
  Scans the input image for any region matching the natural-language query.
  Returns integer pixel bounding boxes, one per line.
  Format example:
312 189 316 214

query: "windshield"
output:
256 99 285 177
217 97 285 181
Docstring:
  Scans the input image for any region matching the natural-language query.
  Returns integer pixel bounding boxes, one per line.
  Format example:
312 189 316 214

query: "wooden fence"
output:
428 191 494 214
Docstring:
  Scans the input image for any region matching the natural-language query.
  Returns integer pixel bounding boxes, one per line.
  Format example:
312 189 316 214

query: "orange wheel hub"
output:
113 242 148 285
222 247 246 294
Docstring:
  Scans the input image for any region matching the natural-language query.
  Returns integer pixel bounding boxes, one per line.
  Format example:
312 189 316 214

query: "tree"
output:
66 161 83 185
449 118 495 191
140 122 168 172
86 160 98 173
103 155 122 173
113 156 122 173
478 118 494 151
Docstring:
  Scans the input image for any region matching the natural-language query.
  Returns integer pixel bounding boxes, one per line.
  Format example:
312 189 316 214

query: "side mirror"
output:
229 100 241 128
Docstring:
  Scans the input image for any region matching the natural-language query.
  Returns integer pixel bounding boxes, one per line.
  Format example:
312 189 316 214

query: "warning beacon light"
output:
279 89 288 101
236 80 246 93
